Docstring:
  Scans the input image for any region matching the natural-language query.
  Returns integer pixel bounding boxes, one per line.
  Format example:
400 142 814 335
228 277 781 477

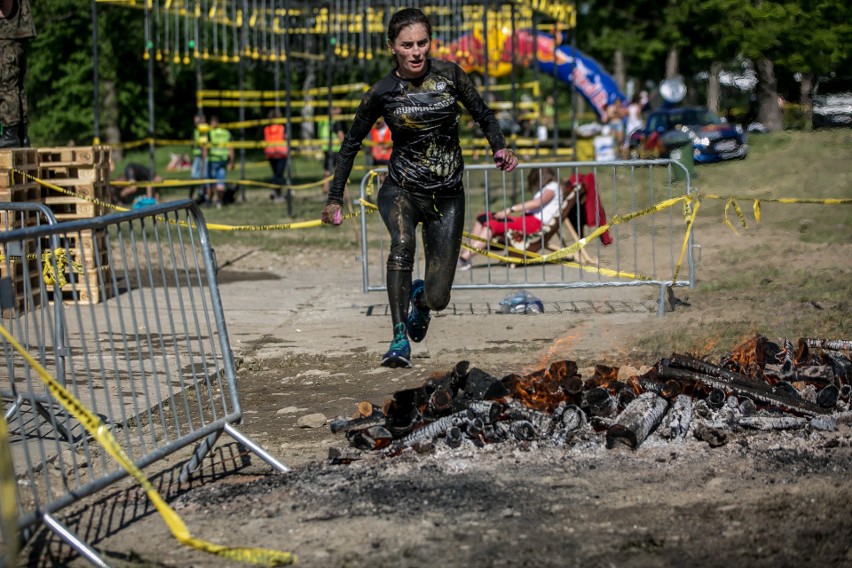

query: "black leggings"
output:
378 183 465 329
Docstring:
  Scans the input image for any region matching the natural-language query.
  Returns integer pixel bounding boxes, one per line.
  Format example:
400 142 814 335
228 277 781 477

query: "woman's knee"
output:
386 248 415 272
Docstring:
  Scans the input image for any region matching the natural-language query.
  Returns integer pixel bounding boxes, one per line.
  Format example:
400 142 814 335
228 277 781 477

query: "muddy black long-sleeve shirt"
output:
326 58 506 205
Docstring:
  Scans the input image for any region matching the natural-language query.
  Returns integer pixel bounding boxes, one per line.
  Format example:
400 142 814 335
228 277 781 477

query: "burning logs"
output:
606 392 669 449
329 335 850 462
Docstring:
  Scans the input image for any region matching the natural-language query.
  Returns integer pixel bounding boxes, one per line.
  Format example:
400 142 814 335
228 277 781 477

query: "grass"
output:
627 130 851 362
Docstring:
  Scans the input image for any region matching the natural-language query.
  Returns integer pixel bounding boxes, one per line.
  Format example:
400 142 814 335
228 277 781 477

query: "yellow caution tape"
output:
540 196 688 265
672 198 701 282
0 249 85 286
41 249 85 288
0 323 296 566
0 412 18 568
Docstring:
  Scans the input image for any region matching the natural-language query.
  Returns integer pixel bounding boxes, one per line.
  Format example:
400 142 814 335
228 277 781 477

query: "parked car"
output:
812 74 852 129
628 106 748 163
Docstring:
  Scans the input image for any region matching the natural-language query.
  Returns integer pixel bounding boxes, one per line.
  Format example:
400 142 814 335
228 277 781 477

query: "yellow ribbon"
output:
0 323 296 566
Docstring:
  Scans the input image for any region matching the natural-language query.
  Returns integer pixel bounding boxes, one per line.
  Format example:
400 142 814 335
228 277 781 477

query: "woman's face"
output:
389 23 431 79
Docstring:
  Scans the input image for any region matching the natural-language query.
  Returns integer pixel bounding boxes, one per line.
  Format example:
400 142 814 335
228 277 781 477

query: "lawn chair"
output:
500 173 601 264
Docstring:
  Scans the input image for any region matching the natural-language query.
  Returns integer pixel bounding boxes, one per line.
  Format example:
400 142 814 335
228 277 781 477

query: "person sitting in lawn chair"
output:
457 167 562 270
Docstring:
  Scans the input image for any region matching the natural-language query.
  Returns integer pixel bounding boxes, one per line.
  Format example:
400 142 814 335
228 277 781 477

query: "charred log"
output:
330 411 386 434
773 381 800 400
738 416 807 431
584 387 617 417
395 409 473 449
606 392 669 449
444 427 463 448
707 389 726 409
817 385 839 408
802 338 852 352
657 362 831 417
663 394 693 441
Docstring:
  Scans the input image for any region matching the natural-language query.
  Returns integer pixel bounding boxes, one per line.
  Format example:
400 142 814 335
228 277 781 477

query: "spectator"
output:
457 167 560 270
369 116 392 184
203 115 234 206
0 0 35 148
112 162 162 205
624 94 645 156
264 108 289 202
603 99 626 149
319 106 345 194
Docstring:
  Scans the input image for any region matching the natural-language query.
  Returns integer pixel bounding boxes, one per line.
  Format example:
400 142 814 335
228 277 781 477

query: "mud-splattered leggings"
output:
377 182 465 329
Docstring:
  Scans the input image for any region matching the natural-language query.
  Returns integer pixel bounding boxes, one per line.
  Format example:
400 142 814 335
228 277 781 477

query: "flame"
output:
502 360 580 413
729 335 765 372
529 334 577 373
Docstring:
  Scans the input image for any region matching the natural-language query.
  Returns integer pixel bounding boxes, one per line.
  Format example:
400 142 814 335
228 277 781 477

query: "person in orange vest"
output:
369 116 392 185
264 109 289 202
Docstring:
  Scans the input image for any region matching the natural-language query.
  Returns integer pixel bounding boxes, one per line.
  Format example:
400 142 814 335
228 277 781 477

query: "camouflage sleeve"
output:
326 88 382 206
453 63 506 156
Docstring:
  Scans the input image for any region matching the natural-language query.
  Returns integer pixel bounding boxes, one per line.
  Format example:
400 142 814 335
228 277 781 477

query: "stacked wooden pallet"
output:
38 145 111 221
37 146 114 304
0 148 42 315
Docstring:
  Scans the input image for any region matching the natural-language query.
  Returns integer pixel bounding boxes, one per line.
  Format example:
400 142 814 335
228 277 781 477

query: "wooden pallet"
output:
41 195 103 221
37 146 110 167
38 146 112 220
0 182 42 205
0 148 39 171
0 204 41 232
57 229 110 271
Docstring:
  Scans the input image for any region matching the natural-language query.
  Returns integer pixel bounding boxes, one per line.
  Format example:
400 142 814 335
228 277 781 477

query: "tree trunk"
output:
613 48 625 91
799 72 813 130
665 47 679 79
756 57 783 131
101 78 122 163
706 61 722 113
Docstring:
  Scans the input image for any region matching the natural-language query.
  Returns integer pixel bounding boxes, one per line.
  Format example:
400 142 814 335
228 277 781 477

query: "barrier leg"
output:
224 423 290 474
42 513 110 568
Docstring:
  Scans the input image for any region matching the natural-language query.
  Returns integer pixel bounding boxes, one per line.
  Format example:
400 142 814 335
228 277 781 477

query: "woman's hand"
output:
321 203 344 226
493 149 518 172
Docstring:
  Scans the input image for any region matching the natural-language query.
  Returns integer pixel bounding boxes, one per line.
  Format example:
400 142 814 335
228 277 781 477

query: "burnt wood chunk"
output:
738 416 807 430
663 394 693 441
606 392 669 449
816 385 839 408
803 338 852 352
584 387 617 417
657 361 831 416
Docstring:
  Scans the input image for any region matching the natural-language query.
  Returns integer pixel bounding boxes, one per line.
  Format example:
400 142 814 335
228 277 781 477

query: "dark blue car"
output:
629 107 748 163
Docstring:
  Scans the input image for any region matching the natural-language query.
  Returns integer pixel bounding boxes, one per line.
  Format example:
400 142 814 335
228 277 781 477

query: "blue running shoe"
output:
406 279 431 343
381 323 411 368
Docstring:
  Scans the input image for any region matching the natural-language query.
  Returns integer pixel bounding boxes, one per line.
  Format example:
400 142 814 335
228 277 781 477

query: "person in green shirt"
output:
202 115 234 206
0 0 36 148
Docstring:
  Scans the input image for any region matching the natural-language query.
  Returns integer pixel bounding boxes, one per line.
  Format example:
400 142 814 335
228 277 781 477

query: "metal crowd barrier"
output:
0 200 287 567
358 160 695 315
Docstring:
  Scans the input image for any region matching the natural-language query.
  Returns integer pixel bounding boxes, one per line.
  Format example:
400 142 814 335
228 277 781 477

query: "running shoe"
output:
381 323 411 368
406 279 431 343
456 258 472 271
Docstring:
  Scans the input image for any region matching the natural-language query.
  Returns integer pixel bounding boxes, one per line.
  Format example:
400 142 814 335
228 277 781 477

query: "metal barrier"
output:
0 200 287 566
358 159 695 314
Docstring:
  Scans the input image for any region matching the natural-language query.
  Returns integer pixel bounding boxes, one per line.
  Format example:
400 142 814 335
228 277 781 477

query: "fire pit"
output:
329 335 851 462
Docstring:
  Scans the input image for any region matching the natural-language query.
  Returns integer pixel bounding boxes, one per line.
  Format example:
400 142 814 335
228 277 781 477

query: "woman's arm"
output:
497 187 556 218
326 90 382 206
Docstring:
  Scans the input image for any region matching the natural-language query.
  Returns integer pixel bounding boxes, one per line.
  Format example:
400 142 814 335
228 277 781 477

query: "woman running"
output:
321 7 518 367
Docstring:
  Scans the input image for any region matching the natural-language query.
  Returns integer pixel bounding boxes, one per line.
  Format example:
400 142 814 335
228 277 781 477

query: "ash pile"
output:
329 336 851 463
